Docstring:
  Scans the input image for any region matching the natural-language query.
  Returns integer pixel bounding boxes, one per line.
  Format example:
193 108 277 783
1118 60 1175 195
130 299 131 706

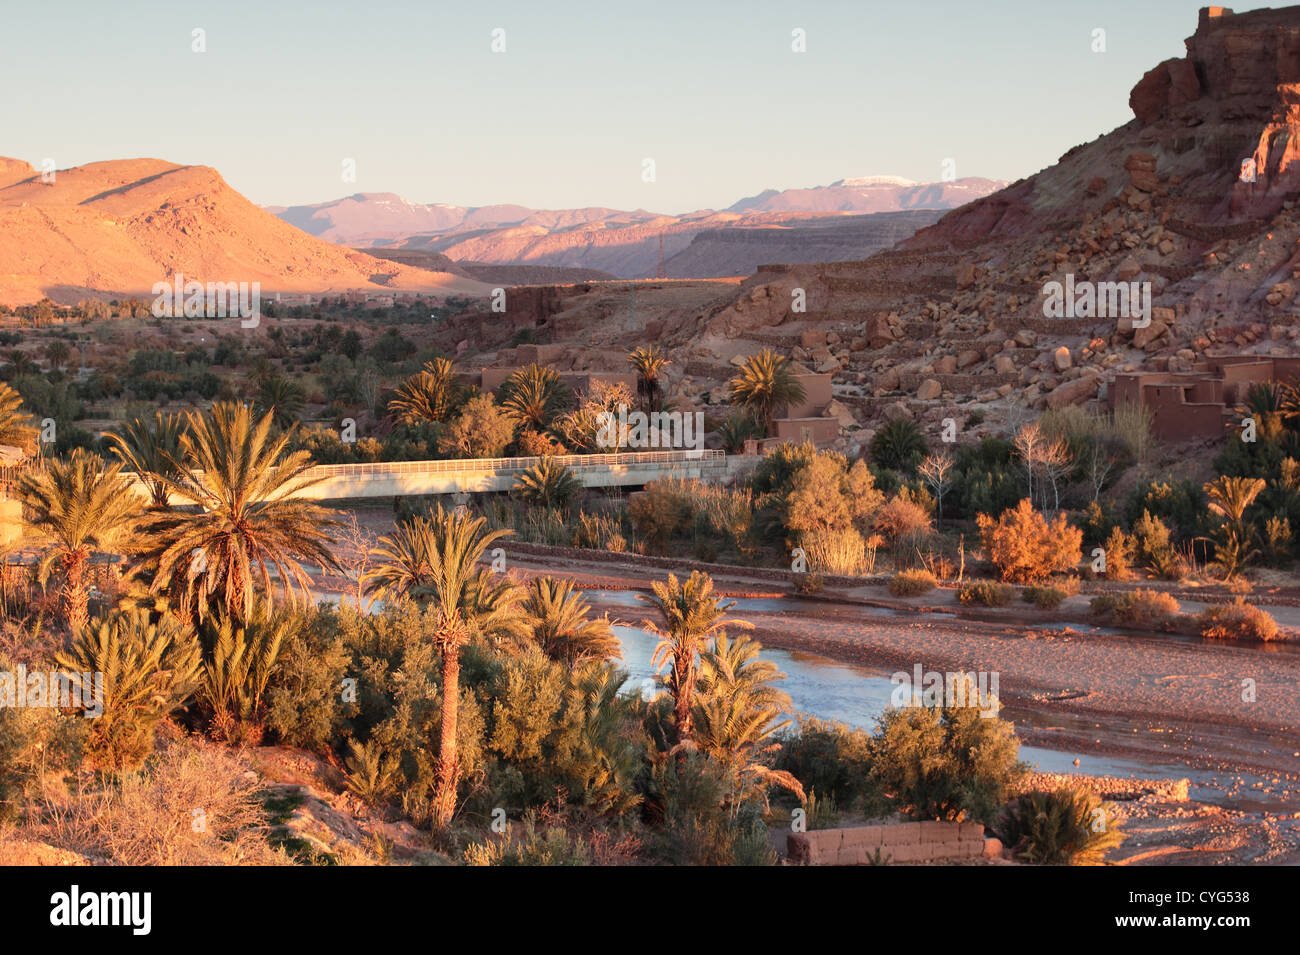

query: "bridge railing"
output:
307 448 726 479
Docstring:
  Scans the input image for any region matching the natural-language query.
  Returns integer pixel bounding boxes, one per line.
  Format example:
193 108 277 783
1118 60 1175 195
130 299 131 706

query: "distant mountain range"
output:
267 177 1007 278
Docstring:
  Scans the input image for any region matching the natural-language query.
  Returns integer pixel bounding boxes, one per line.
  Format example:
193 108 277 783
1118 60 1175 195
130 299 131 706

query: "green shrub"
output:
1022 585 1067 610
1195 598 1279 642
54 611 202 769
870 676 1024 825
774 717 881 813
997 786 1125 865
1090 589 1181 629
265 608 356 752
956 580 1016 607
888 569 936 597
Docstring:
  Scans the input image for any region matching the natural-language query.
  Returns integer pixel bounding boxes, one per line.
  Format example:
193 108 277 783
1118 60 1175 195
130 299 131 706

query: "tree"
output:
628 345 671 414
18 449 140 630
139 403 338 622
363 505 521 829
977 498 1083 583
1013 422 1043 507
44 340 71 369
639 571 751 745
692 632 804 812
254 375 306 430
869 416 927 473
105 411 188 508
438 393 516 459
918 450 955 527
1204 475 1266 580
500 364 570 432
0 381 38 453
513 458 580 509
516 576 620 666
728 350 806 437
388 357 459 425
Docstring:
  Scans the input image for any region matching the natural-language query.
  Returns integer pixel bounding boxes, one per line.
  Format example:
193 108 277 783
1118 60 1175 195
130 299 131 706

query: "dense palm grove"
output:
14 343 1296 863
0 378 1137 865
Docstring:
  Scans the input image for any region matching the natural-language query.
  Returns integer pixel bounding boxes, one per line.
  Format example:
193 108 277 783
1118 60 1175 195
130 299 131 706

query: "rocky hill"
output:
437 6 1300 458
0 159 489 307
645 5 1300 451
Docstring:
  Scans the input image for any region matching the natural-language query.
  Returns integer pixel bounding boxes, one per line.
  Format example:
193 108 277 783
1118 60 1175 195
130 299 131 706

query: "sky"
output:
0 0 1265 213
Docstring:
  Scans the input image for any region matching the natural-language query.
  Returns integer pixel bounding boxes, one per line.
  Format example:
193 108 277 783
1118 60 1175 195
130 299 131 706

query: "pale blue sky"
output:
0 1 1255 212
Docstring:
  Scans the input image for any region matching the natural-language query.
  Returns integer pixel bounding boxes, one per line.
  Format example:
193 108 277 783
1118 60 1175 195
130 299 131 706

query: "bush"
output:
872 492 933 545
1022 585 1067 610
571 511 627 553
870 677 1024 825
628 477 695 553
888 569 936 597
869 417 927 473
774 717 881 813
1195 598 1279 642
54 612 202 769
977 499 1083 583
997 786 1125 865
266 608 357 752
1101 527 1133 581
799 526 867 576
956 580 1016 607
1090 589 1181 630
37 740 289 865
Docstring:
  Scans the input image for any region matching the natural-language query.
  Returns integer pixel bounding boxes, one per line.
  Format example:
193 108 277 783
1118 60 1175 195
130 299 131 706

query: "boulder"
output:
1046 375 1100 409
1053 346 1073 371
956 349 982 369
916 379 942 400
1134 320 1168 349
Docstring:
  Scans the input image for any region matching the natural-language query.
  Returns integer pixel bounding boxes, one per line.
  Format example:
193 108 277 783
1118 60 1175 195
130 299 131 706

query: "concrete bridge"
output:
123 448 729 502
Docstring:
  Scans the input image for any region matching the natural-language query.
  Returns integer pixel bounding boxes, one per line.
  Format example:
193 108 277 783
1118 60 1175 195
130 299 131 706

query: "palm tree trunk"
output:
673 654 693 743
431 640 461 830
62 551 88 632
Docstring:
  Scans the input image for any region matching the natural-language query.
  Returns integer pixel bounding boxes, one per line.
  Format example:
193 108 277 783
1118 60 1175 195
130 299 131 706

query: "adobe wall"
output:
787 820 995 865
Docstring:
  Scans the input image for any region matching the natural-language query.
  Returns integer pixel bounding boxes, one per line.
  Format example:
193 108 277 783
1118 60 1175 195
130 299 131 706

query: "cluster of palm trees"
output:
4 382 800 828
16 403 338 631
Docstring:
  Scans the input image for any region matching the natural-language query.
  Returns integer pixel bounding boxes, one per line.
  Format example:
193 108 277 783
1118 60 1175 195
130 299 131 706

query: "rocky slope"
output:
0 158 489 307
630 5 1300 452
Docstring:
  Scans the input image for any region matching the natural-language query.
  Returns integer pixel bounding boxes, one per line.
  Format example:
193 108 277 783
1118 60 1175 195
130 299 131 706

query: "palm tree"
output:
516 576 620 666
364 504 520 830
139 402 338 623
639 571 751 745
628 345 671 413
0 382 37 454
728 349 806 437
18 449 141 631
1204 475 1266 535
872 416 929 474
361 514 435 606
254 375 306 430
692 632 804 811
105 411 188 508
1204 475 1266 579
388 357 459 425
44 340 71 370
513 458 580 509
500 364 570 432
